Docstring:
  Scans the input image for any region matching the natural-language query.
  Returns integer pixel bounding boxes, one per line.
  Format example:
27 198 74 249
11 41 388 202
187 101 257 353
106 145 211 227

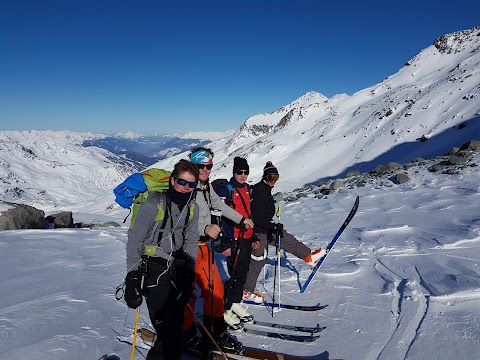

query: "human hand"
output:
222 248 232 257
252 241 260 250
205 224 222 239
243 218 254 229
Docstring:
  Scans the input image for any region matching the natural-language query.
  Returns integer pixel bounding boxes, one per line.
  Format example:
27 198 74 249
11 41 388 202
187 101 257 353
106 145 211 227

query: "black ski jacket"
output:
251 180 275 234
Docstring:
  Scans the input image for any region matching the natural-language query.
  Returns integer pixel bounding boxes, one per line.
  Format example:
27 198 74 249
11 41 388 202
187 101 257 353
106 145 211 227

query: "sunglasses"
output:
235 170 249 175
197 163 213 170
174 177 198 189
266 174 279 182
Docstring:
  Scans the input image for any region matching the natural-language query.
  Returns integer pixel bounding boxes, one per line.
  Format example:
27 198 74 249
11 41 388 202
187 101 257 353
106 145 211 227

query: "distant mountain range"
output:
1 26 479 213
83 131 234 165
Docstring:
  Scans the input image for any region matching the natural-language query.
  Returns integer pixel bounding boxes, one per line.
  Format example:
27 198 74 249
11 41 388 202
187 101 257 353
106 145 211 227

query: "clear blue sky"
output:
1 0 478 135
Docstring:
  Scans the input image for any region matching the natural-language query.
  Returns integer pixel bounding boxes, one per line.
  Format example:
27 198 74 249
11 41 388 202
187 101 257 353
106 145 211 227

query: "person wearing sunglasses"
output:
183 147 254 357
125 159 199 360
243 161 327 303
216 157 260 325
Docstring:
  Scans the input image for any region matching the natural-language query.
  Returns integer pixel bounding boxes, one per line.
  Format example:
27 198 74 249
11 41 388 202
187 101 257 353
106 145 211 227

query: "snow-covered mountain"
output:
0 27 480 360
156 27 480 192
1 27 479 215
0 130 229 215
0 130 144 214
83 131 229 165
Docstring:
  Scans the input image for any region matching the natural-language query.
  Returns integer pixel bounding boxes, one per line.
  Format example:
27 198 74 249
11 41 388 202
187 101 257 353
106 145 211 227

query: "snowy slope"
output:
0 130 142 214
0 26 479 360
0 152 478 360
156 27 480 192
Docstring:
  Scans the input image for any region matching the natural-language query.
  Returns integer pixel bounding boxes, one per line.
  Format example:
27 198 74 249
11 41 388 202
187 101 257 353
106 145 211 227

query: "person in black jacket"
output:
243 161 326 302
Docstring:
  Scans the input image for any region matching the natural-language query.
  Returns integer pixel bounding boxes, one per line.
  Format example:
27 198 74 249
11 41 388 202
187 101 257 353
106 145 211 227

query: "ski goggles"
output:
235 170 249 175
266 174 279 182
174 177 198 189
197 163 213 170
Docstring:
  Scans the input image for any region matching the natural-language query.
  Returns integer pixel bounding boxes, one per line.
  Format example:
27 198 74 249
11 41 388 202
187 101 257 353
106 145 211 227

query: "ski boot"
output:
231 302 254 323
224 309 243 330
217 331 245 355
304 247 326 267
243 289 264 304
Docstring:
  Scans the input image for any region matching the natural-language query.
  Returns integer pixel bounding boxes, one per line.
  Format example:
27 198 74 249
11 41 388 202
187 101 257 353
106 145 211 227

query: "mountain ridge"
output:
0 26 479 211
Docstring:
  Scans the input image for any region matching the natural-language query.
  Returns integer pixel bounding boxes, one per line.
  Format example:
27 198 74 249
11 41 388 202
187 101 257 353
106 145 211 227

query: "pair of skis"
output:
237 319 325 342
250 195 359 302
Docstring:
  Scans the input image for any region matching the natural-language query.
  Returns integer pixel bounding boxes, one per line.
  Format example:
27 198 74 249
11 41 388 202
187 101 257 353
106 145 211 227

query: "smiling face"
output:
265 174 279 187
234 170 249 184
197 163 212 183
171 171 197 193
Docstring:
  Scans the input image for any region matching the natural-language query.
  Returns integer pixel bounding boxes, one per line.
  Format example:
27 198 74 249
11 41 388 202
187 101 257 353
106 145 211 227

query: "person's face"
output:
171 171 197 193
234 170 249 184
265 174 279 187
197 163 213 183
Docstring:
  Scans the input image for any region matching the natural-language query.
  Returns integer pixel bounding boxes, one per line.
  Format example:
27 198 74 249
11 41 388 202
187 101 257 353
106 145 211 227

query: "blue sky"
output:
0 0 478 135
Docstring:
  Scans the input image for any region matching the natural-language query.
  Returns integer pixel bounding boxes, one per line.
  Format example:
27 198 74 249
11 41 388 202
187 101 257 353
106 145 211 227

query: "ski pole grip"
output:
277 203 282 219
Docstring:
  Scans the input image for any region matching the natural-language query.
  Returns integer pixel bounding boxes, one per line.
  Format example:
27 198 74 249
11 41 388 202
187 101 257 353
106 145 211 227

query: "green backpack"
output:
129 168 171 229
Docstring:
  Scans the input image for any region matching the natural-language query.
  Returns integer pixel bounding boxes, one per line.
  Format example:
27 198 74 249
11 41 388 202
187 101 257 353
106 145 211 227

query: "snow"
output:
0 27 479 360
1 152 479 360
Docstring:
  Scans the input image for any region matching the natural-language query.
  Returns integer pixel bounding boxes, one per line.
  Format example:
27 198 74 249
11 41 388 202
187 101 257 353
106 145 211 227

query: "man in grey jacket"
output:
183 147 254 357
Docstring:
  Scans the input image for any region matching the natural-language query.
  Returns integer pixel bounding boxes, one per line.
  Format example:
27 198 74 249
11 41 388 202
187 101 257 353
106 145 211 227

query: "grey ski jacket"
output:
126 191 199 272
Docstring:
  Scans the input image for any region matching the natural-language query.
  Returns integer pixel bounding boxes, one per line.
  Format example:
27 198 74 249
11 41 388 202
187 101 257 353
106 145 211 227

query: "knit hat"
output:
233 156 249 174
263 161 279 177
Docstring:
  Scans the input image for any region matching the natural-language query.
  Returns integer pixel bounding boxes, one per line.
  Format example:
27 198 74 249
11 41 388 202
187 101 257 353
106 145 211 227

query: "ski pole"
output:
130 309 140 360
271 203 282 317
130 255 148 360
186 304 229 360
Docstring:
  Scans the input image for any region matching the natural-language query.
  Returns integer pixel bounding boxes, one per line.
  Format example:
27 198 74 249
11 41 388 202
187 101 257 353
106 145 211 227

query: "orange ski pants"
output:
183 242 225 330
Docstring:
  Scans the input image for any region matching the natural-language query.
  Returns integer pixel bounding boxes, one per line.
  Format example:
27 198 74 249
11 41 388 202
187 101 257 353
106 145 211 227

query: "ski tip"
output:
98 355 121 360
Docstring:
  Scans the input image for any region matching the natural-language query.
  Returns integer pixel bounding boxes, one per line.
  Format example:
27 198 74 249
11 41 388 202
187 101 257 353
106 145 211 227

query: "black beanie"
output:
263 161 279 177
233 156 249 173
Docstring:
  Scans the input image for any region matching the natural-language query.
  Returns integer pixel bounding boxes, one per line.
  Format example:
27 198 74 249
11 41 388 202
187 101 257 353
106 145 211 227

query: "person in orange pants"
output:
182 147 254 357
183 243 226 333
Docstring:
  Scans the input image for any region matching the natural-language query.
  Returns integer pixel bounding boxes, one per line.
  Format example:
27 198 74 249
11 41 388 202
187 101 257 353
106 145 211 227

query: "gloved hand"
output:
271 222 284 236
124 270 144 309
215 238 232 253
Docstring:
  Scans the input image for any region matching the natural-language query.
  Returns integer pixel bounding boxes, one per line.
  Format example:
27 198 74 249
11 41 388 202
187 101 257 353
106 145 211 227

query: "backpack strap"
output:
148 192 195 251
225 183 235 207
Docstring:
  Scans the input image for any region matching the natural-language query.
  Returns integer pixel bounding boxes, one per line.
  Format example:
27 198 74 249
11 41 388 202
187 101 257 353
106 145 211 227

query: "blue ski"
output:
300 196 360 293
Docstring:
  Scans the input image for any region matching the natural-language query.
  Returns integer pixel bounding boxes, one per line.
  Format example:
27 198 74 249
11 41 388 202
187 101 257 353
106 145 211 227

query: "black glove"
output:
215 238 233 253
124 270 144 309
271 222 284 237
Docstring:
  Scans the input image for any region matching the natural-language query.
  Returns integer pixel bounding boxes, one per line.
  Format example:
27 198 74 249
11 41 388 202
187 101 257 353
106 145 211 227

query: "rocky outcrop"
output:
0 202 45 230
280 139 479 201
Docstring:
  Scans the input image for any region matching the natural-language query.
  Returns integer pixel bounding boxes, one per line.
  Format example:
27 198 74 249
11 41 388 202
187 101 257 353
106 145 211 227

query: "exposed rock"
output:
46 211 74 228
391 173 411 184
0 201 45 230
447 155 468 165
460 140 480 151
330 180 344 190
444 147 460 156
97 221 121 228
344 170 360 178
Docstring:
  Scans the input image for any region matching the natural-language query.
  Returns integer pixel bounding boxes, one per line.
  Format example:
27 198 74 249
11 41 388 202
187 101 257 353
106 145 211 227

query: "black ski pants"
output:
224 237 254 310
144 258 185 360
